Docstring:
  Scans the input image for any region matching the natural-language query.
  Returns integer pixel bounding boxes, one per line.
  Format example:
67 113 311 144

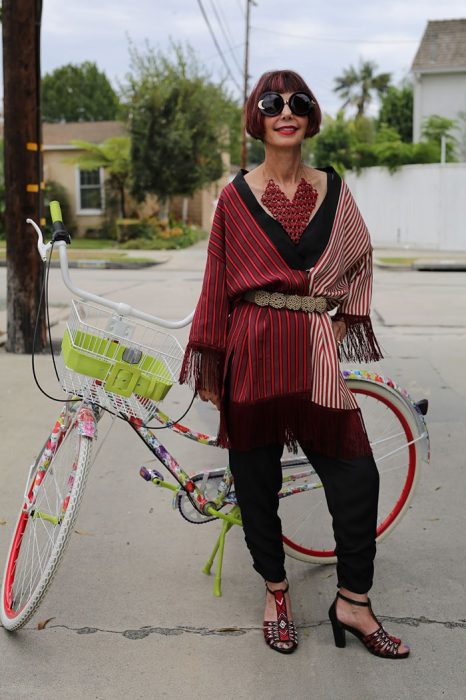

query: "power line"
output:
235 0 244 17
241 0 253 169
205 41 245 66
252 25 418 44
210 0 243 75
196 0 242 92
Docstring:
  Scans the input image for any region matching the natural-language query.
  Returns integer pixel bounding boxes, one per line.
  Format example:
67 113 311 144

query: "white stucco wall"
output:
413 71 466 155
345 163 466 251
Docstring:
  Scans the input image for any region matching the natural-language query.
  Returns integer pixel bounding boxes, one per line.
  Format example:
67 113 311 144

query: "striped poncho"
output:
180 169 383 458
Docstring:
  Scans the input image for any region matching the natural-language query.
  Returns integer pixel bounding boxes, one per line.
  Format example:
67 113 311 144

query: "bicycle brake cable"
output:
31 242 80 403
145 389 197 429
32 238 198 422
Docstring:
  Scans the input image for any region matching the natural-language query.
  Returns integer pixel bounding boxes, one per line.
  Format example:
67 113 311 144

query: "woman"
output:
180 70 409 658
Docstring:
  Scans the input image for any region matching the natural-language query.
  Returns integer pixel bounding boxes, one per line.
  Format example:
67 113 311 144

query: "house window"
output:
78 168 104 213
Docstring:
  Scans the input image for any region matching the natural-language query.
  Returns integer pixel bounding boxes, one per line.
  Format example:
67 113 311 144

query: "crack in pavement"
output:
26 615 466 640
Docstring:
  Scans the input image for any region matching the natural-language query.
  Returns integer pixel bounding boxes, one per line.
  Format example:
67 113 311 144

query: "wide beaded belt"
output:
244 290 328 313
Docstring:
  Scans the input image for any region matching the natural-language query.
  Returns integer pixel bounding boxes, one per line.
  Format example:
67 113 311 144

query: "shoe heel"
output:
329 601 346 648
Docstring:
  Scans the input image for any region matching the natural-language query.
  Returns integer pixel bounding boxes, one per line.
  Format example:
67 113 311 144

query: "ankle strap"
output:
265 580 289 595
337 591 370 607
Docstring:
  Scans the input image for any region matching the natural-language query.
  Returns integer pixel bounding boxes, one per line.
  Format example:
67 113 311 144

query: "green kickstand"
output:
202 506 241 597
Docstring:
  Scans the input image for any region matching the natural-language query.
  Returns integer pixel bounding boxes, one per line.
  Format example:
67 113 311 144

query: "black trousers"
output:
229 443 379 594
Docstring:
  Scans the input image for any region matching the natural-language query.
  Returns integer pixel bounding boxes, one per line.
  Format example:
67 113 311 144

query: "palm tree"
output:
334 60 391 117
69 136 131 217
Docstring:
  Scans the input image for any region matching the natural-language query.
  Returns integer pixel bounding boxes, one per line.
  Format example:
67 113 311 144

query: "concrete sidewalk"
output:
1 248 466 699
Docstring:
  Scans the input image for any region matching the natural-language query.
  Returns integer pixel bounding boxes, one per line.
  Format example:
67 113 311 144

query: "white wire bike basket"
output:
58 299 185 423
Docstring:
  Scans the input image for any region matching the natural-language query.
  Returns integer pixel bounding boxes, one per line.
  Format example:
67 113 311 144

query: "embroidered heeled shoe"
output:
263 581 298 654
328 591 410 659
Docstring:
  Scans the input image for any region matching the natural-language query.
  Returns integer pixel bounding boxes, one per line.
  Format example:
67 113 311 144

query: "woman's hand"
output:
332 319 347 346
198 389 221 410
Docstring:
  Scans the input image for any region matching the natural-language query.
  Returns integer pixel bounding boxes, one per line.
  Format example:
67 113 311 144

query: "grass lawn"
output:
376 257 416 265
0 242 156 265
64 238 116 249
0 238 115 250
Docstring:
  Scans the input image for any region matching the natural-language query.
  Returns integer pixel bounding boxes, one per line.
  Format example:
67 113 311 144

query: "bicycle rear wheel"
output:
1 402 96 631
281 380 422 564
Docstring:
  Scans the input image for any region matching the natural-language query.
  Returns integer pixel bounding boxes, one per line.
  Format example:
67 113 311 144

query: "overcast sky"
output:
29 0 466 115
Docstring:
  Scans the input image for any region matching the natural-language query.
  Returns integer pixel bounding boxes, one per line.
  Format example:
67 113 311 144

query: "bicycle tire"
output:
281 378 422 564
1 402 96 631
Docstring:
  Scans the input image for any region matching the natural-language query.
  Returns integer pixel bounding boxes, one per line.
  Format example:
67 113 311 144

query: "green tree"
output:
68 136 131 217
313 112 444 174
456 110 466 161
313 112 356 173
334 60 391 117
227 103 243 166
42 61 119 122
378 82 413 143
421 115 458 161
123 42 233 214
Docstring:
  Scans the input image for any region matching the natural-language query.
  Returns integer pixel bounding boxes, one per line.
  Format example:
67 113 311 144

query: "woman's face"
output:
261 92 309 148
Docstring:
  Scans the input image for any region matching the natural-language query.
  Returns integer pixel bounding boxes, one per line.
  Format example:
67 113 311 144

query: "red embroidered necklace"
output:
261 177 318 244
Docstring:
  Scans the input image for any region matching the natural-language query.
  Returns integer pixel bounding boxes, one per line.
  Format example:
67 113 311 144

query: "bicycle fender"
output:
343 368 430 464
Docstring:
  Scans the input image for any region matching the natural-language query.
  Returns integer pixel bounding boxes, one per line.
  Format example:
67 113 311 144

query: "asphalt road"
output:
0 248 465 699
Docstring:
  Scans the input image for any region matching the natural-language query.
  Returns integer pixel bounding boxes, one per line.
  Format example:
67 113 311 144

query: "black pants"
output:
229 444 379 594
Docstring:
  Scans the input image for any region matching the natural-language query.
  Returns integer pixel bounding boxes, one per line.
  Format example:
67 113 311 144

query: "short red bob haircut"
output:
245 70 322 141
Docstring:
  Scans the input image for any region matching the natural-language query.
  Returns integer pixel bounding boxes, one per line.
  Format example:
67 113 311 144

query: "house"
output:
42 121 230 235
43 121 126 235
411 19 466 158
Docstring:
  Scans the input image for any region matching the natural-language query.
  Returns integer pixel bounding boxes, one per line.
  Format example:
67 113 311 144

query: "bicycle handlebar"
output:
27 203 195 330
50 201 63 224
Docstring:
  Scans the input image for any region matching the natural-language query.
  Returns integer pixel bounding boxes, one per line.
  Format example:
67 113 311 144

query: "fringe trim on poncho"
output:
334 314 384 363
218 393 372 459
179 342 225 397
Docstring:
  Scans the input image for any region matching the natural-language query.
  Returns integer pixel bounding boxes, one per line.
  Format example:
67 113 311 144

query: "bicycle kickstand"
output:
202 506 241 597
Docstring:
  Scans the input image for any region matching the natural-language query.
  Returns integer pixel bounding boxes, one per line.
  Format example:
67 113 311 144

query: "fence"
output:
345 163 466 251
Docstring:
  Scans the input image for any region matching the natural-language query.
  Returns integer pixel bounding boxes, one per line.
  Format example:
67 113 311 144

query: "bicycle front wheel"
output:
281 380 422 564
1 402 96 631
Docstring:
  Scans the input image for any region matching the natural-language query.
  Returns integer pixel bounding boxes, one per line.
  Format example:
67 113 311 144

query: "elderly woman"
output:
180 70 409 658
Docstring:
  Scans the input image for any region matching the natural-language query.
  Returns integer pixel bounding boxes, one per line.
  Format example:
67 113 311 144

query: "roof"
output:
42 120 126 147
412 19 466 72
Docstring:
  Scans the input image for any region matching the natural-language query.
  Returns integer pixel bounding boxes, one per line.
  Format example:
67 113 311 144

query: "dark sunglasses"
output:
257 91 315 117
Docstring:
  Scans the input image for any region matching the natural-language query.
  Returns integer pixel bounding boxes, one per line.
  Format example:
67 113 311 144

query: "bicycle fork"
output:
24 402 98 525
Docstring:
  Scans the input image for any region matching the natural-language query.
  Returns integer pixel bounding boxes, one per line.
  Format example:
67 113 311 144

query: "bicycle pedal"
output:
139 466 164 482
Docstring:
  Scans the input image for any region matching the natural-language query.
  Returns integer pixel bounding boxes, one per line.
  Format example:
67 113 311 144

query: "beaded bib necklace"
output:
261 177 318 244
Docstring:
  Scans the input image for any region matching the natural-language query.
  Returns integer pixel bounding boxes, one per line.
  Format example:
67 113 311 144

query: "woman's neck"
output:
262 145 304 186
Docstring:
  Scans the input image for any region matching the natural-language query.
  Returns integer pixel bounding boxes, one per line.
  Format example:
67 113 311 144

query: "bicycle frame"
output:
25 215 431 598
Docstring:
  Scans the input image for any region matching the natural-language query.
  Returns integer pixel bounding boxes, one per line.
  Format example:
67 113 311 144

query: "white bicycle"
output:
1 202 430 631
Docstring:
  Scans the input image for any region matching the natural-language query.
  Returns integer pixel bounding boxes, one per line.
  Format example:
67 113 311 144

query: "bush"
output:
119 219 207 249
116 218 160 243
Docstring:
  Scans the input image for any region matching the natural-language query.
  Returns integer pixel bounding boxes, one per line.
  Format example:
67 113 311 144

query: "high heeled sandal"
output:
328 591 410 659
263 581 298 654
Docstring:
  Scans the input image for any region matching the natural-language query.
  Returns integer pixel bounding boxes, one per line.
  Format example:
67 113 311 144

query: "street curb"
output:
0 259 165 270
413 261 466 271
374 260 413 271
375 259 466 272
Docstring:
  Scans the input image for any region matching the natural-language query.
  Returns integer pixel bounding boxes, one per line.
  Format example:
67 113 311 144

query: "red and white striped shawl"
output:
180 177 382 457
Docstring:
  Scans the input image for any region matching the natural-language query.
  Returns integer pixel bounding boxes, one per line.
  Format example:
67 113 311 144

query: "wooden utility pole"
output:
240 0 254 169
3 0 45 353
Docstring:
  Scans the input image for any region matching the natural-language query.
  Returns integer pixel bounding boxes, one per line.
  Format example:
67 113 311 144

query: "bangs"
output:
262 71 309 95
